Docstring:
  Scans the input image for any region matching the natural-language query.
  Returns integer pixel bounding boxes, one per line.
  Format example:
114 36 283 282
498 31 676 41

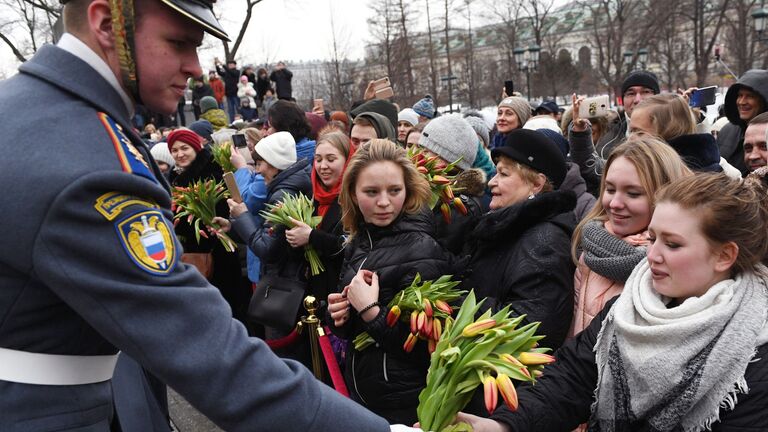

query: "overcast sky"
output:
0 0 384 76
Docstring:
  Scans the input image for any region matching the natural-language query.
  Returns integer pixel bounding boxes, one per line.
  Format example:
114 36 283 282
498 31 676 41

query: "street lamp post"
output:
752 2 768 42
624 49 649 72
514 45 540 101
440 75 458 113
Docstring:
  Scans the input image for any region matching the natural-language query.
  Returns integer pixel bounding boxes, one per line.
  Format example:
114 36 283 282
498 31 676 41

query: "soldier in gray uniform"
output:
0 0 418 430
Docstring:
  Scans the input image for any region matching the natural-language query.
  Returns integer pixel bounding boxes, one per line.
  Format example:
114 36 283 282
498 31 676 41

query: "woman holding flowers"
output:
167 128 248 324
218 131 312 362
459 169 768 432
326 139 453 425
281 131 355 315
569 134 691 337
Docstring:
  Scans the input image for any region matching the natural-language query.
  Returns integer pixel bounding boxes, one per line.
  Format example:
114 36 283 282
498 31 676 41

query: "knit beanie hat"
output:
621 70 660 96
254 131 297 170
498 96 532 127
188 120 213 142
419 115 478 170
398 108 419 127
166 128 203 153
463 115 490 149
491 129 567 188
330 111 350 130
200 96 218 113
150 143 175 168
413 96 436 119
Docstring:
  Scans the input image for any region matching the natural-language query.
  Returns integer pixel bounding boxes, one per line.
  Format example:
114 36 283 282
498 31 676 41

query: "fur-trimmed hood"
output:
453 168 487 197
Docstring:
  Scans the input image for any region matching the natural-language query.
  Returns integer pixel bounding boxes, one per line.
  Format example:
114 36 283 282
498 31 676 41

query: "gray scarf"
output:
581 220 646 283
591 261 768 432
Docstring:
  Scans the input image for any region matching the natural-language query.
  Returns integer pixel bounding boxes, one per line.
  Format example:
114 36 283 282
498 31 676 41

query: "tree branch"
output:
0 31 28 62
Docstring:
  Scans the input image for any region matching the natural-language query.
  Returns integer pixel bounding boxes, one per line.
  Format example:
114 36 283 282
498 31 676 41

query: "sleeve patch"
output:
95 191 158 221
115 209 177 276
98 112 158 184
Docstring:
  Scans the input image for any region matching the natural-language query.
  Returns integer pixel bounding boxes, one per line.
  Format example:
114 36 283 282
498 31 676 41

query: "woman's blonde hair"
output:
339 139 431 238
571 133 693 262
495 155 553 194
633 94 696 141
316 131 351 159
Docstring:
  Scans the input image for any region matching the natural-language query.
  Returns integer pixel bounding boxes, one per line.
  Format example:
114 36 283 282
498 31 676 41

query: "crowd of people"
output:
142 64 768 430
3 0 768 430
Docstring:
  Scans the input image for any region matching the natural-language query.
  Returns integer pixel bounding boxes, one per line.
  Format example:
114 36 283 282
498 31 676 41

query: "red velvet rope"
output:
265 329 300 350
319 327 349 397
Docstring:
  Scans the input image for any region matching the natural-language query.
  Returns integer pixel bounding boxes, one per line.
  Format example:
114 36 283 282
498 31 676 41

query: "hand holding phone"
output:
689 86 717 108
578 95 610 119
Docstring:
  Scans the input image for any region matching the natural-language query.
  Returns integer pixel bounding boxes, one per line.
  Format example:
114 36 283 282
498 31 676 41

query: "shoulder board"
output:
98 112 157 184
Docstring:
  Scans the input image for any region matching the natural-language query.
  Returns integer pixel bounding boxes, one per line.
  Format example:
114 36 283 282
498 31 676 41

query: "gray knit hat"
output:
498 96 532 127
200 96 218 113
463 115 490 148
419 115 478 170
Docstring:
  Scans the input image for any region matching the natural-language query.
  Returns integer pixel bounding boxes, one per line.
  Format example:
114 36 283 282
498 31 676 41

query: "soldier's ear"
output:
87 0 116 50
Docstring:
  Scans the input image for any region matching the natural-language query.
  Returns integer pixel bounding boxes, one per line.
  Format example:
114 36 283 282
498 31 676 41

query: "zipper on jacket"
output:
351 351 369 405
383 352 389 382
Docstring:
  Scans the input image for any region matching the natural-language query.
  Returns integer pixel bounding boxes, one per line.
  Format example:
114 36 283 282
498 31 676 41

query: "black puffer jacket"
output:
462 190 576 351
492 298 768 431
329 211 453 425
306 199 346 312
432 168 487 255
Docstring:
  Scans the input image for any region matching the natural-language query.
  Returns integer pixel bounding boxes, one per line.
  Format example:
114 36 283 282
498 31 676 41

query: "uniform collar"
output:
57 33 134 117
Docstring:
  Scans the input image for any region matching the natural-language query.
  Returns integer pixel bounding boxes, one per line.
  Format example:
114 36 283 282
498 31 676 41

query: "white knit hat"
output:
150 143 175 168
255 131 296 170
398 108 419 127
522 115 562 134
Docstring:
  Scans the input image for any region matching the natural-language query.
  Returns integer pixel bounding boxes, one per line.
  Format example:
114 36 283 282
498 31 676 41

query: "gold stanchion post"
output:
300 296 324 381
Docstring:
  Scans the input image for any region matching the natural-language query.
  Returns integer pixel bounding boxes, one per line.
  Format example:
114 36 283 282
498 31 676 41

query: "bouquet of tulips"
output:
416 291 556 432
172 179 236 252
408 147 467 224
352 274 465 354
211 141 236 173
259 193 325 276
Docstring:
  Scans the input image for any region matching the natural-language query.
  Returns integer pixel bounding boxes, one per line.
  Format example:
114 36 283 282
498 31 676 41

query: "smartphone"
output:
375 87 394 99
223 172 242 203
689 86 717 108
313 98 324 112
232 134 247 148
372 77 391 91
504 80 514 96
578 95 610 119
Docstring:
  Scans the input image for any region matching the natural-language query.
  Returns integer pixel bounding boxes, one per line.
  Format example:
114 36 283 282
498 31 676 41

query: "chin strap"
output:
109 0 142 105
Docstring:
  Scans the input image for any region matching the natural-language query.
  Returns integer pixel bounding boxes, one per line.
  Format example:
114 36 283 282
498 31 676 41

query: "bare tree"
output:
655 2 692 91
722 0 759 76
424 0 440 102
367 0 398 90
218 0 265 61
325 8 358 110
442 0 455 110
521 0 556 46
481 0 523 90
459 0 478 108
580 0 662 98
394 0 417 102
0 0 60 63
678 0 731 86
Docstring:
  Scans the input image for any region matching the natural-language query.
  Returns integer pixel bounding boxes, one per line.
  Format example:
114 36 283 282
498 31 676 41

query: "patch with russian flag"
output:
115 209 177 276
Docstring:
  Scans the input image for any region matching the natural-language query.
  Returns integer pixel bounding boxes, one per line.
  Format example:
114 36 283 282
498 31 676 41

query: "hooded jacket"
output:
329 211 453 425
718 69 768 175
462 190 577 350
355 111 397 142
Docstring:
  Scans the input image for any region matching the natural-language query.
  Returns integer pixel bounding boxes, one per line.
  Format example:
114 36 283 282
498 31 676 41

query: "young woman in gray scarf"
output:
568 134 692 337
449 167 768 432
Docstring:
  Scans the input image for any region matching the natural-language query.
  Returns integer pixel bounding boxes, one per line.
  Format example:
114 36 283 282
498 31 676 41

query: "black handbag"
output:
247 273 307 331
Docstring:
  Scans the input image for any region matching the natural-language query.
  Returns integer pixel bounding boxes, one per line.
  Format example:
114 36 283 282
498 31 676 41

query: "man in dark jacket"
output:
270 61 294 100
191 76 214 120
215 58 241 122
717 69 768 175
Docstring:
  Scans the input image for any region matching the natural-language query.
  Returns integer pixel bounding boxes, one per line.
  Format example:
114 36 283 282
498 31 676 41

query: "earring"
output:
528 193 535 200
